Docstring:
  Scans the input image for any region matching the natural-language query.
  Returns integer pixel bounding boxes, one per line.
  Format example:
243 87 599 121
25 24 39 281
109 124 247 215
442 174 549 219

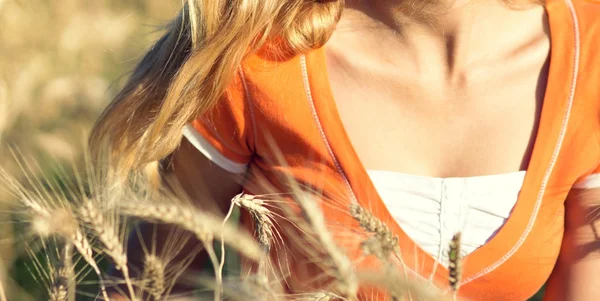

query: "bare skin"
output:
329 0 549 177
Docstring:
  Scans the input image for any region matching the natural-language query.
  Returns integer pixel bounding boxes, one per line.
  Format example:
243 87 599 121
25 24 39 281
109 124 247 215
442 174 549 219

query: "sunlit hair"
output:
90 0 543 175
89 0 343 175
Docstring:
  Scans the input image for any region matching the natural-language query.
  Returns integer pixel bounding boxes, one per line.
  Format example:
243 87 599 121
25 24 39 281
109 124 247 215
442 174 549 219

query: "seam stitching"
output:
449 0 581 291
300 55 358 204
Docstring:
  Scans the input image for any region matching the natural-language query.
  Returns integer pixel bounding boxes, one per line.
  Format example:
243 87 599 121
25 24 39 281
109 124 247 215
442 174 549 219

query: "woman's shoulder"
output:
236 46 319 108
241 46 306 84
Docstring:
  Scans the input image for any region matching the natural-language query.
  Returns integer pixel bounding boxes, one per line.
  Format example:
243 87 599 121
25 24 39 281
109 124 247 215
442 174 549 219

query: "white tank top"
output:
367 169 526 267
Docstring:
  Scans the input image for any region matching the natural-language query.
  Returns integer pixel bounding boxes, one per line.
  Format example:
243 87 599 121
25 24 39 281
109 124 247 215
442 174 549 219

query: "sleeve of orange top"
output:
182 71 254 174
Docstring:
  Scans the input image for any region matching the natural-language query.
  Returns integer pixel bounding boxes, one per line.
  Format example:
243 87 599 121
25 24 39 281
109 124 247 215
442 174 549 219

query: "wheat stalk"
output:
38 214 110 301
122 200 263 301
204 274 267 301
349 203 412 296
141 255 165 301
30 208 110 301
284 191 358 300
78 200 136 300
359 235 398 263
130 219 203 301
23 240 68 301
120 201 262 262
124 201 239 301
229 193 275 293
292 291 341 301
258 133 360 298
219 200 237 301
61 221 110 301
0 163 112 299
59 244 75 301
358 271 452 301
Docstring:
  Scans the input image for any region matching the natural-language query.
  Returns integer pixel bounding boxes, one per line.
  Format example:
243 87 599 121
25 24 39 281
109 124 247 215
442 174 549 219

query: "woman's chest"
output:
328 63 548 177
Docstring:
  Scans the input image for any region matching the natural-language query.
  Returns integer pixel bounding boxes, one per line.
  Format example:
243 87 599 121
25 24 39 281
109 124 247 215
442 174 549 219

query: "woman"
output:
92 0 600 300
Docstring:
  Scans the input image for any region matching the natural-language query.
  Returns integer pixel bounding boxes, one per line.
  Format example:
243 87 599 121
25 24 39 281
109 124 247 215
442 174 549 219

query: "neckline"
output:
302 0 578 290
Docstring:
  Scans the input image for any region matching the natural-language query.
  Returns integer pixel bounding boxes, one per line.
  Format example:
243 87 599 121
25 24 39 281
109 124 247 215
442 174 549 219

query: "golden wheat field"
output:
0 1 546 301
0 1 177 299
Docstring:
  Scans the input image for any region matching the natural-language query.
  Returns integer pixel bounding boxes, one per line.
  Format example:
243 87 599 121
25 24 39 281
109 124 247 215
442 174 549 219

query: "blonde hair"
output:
90 0 343 174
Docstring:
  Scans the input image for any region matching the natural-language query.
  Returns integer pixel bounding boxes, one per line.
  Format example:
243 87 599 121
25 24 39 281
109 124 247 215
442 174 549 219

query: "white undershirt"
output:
367 169 525 267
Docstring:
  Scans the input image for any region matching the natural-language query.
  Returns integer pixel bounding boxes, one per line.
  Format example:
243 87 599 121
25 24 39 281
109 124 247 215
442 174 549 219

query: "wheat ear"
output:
230 193 275 287
0 166 109 299
68 227 110 300
349 203 416 301
49 284 68 301
45 222 109 301
448 232 462 298
79 200 136 300
120 202 262 261
350 204 400 259
216 192 275 301
349 203 410 285
122 201 263 301
49 245 70 301
232 194 274 252
141 255 165 301
28 206 109 300
57 219 111 300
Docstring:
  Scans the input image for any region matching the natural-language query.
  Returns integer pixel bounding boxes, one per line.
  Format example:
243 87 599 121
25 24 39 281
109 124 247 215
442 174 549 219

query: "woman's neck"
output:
336 0 548 79
344 0 544 32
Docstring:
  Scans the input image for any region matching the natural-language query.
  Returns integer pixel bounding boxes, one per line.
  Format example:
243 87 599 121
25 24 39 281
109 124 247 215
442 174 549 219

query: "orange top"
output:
189 0 600 299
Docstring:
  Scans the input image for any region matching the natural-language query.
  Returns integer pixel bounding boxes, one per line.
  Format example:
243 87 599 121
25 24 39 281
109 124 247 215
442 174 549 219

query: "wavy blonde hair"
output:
90 0 343 174
90 0 543 175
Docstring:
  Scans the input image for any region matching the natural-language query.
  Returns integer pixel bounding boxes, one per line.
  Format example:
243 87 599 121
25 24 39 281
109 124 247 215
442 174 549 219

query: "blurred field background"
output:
0 1 544 300
0 1 178 299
